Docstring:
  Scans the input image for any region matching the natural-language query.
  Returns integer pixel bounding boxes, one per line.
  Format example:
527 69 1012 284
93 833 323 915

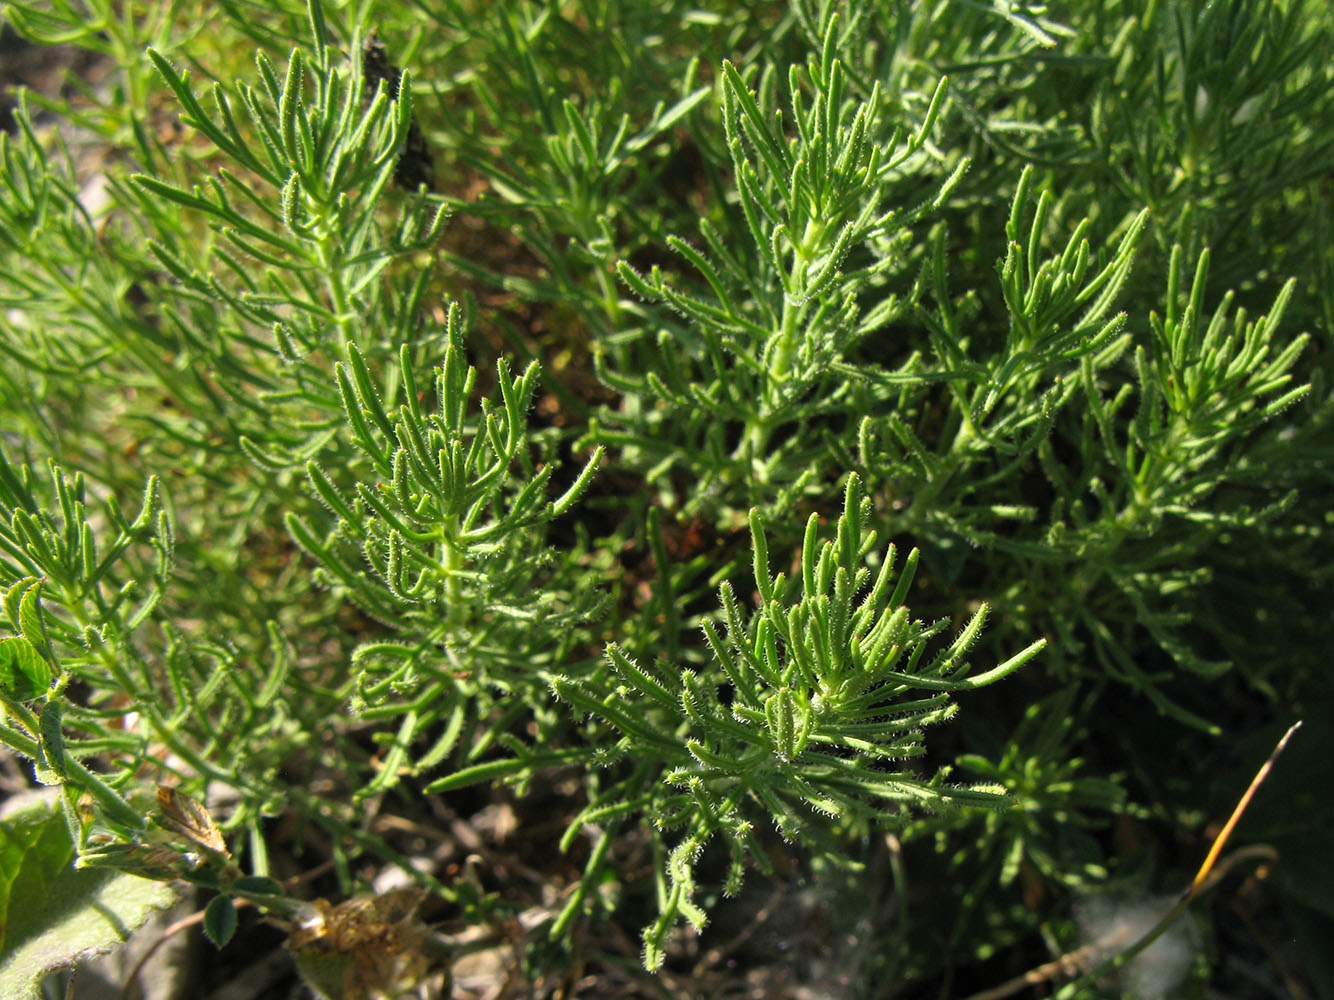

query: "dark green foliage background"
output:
0 0 1330 995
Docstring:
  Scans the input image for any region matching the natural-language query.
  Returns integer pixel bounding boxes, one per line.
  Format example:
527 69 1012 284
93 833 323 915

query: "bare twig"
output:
692 881 787 977
117 859 336 1000
118 903 219 1000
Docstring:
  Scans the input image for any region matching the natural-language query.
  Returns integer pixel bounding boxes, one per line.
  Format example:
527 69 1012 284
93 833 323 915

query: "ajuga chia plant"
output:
430 473 1044 967
0 0 1329 996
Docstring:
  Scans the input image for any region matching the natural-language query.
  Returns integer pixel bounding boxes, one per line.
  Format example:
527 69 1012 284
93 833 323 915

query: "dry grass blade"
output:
965 720 1303 1000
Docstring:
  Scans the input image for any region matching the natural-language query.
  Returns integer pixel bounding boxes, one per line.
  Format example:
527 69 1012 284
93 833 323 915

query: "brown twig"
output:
117 859 335 1000
118 901 224 1000
1228 894 1310 1000
691 880 788 977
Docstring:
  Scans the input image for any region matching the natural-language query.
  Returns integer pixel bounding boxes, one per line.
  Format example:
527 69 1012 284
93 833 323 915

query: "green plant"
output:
433 473 1043 966
0 0 1328 996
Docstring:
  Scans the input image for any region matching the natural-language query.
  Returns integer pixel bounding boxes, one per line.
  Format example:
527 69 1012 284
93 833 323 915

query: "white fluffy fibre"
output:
1075 894 1200 1000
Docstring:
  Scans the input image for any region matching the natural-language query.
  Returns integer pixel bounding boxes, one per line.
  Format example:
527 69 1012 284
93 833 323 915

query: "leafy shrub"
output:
0 0 1329 996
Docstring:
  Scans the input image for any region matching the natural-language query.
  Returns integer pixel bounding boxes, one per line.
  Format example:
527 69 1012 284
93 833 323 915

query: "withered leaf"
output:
361 33 435 192
156 784 229 855
288 889 437 1000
